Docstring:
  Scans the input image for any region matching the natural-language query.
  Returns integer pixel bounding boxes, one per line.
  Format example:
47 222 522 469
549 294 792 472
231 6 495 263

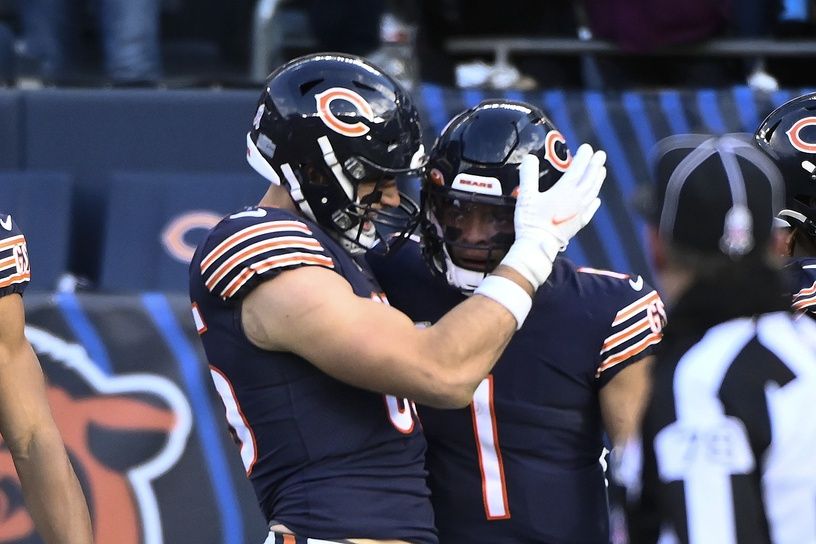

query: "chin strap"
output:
280 163 318 223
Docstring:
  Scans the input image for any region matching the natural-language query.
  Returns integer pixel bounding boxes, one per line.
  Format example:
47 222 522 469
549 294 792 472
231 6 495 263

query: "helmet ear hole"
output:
303 164 330 186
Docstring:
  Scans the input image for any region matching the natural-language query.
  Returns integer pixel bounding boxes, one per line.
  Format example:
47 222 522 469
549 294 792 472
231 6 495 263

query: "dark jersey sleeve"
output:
577 268 666 385
0 213 30 297
196 208 335 301
788 258 816 318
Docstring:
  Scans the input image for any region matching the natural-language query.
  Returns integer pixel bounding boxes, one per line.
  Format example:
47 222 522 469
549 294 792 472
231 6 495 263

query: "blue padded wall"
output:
99 171 265 291
0 171 73 290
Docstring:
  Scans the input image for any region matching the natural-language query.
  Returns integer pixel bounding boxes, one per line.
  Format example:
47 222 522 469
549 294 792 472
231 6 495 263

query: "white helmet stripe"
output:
281 163 317 222
318 136 355 201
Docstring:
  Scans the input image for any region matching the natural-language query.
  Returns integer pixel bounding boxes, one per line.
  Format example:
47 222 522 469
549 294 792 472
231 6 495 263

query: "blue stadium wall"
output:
0 85 811 543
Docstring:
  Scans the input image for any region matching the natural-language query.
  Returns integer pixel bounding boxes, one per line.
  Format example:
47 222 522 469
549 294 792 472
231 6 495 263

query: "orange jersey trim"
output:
0 255 16 272
0 235 25 252
209 365 259 476
200 220 312 272
0 271 31 289
204 236 324 290
612 291 660 327
602 316 651 353
220 253 334 299
597 332 661 376
793 295 816 312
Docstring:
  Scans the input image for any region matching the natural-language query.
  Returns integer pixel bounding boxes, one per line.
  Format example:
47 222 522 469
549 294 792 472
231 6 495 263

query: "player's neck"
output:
258 185 300 216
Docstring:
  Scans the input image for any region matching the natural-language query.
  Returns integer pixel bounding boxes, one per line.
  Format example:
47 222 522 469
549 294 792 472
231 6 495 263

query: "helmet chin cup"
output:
443 246 489 293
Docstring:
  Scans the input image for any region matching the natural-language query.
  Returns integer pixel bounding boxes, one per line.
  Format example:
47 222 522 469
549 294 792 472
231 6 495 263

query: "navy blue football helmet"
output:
421 99 571 292
755 92 816 241
247 53 426 253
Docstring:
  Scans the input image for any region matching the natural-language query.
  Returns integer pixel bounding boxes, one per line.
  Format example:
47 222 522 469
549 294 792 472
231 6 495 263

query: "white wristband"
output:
499 237 559 290
473 275 533 330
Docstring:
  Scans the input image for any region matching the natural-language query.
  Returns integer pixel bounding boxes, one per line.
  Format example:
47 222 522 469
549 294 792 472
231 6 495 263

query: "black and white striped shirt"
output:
619 308 816 544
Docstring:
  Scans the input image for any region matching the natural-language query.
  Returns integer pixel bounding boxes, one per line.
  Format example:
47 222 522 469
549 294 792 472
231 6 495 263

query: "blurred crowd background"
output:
0 0 814 91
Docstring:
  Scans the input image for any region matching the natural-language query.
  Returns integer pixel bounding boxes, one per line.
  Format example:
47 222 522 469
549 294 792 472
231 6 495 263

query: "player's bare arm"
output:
243 265 517 408
244 146 607 409
0 294 93 544
599 355 654 446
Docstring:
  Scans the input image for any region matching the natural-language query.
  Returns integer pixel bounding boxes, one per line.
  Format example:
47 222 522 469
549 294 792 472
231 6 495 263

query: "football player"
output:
188 55 608 544
368 100 664 543
0 213 93 544
755 92 816 318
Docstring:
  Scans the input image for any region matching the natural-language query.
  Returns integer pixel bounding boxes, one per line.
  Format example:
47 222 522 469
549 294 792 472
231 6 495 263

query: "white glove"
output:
501 143 607 289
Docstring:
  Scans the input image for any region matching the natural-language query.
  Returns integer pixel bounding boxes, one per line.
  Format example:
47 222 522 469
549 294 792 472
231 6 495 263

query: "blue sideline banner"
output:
12 293 269 544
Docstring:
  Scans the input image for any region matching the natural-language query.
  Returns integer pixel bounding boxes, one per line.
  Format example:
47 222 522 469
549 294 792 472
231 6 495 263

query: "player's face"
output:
436 200 515 271
358 178 400 208
356 177 400 231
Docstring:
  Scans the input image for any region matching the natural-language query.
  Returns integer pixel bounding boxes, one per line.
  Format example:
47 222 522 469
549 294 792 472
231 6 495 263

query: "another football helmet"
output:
755 92 816 241
247 53 426 253
421 99 572 292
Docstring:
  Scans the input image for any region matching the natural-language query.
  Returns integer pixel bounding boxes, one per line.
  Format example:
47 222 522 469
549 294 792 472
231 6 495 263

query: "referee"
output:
616 134 816 544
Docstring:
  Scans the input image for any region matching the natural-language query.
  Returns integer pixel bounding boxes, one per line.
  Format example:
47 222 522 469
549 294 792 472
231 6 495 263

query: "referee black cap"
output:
636 133 784 258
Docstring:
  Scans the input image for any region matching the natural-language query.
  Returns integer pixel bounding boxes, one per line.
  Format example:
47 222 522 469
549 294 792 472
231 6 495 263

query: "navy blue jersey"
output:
368 240 664 544
0 214 30 297
786 257 816 318
189 207 435 544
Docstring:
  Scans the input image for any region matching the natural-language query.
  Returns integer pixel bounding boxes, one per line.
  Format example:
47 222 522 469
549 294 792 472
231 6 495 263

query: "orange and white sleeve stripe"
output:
0 236 29 290
597 290 663 376
200 220 335 300
793 281 816 313
220 252 334 299
200 220 313 273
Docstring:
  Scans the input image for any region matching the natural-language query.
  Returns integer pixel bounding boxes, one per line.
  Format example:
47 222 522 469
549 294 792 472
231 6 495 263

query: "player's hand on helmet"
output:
501 144 607 289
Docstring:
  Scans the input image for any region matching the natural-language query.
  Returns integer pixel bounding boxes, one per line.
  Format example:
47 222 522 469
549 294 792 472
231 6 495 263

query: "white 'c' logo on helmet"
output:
544 130 572 172
315 87 374 137
785 116 816 153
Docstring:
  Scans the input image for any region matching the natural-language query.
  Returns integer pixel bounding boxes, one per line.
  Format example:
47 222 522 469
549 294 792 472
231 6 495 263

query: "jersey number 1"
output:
471 375 510 519
385 395 417 434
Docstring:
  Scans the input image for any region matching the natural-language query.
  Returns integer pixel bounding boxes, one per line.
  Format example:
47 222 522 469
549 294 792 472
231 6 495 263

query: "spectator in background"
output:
415 0 582 88
582 0 740 88
18 0 161 84
737 0 816 88
306 0 385 56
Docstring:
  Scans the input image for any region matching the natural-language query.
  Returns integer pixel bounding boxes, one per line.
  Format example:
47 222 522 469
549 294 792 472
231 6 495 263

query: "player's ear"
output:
775 227 794 258
646 225 667 272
